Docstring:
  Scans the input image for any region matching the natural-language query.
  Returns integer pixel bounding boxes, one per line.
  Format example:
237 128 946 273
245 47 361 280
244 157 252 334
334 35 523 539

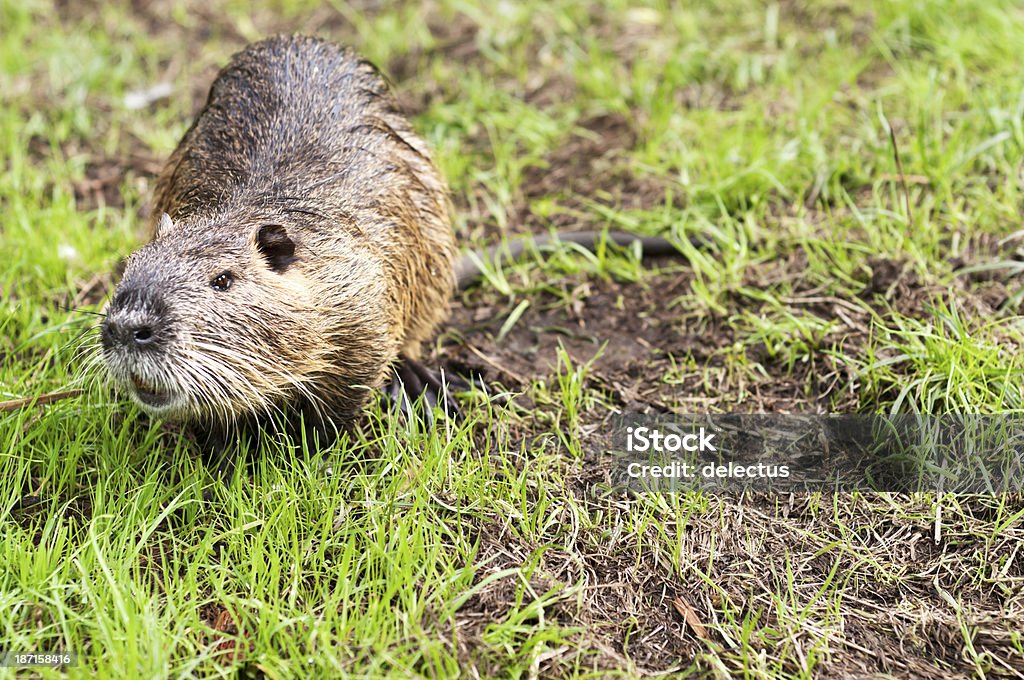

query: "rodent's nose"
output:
131 325 156 346
102 319 159 349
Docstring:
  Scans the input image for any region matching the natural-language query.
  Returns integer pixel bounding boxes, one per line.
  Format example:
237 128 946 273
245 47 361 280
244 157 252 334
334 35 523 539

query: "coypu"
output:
99 35 682 473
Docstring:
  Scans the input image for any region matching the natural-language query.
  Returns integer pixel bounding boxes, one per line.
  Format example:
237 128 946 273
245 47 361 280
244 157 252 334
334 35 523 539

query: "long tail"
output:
454 230 694 290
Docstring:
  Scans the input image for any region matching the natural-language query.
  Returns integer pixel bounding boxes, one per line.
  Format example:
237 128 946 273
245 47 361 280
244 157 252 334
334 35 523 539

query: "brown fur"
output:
101 35 456 429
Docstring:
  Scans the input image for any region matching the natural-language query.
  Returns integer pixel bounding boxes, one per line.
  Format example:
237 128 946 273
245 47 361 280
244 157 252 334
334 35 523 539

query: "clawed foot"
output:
384 356 469 422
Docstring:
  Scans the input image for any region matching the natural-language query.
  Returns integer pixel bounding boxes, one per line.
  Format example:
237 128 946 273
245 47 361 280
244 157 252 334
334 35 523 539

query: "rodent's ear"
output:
157 213 174 239
256 224 297 273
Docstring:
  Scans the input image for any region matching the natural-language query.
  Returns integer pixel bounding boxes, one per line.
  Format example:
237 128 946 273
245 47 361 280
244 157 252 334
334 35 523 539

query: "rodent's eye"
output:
210 271 234 292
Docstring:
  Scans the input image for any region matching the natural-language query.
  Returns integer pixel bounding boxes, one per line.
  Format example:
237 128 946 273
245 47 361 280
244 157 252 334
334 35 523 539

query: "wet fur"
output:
104 35 456 432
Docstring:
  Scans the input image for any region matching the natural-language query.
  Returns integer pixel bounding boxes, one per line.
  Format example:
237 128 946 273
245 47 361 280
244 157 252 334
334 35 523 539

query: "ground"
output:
2 0 1023 677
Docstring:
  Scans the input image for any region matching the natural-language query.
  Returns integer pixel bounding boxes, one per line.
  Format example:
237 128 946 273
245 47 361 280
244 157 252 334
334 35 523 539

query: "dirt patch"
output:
441 485 1024 676
860 252 1013 326
443 267 704 407
445 513 695 675
442 245 868 415
520 112 637 203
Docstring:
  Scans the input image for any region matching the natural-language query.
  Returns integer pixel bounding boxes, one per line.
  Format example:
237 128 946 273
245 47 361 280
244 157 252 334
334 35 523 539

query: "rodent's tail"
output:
455 231 694 290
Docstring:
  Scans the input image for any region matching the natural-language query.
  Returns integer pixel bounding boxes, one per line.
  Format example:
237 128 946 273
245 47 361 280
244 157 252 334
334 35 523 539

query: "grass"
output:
2 0 1024 677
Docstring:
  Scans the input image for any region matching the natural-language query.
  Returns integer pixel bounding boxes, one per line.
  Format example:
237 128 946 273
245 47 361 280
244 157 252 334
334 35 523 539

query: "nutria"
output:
99 35 683 470
102 34 455 439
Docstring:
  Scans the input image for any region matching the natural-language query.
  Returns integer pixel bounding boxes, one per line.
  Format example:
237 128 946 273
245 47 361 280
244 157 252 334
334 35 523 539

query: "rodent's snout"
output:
100 287 171 353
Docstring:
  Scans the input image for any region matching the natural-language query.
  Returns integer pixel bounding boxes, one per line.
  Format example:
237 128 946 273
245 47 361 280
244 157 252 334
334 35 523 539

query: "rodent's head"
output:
100 213 335 423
